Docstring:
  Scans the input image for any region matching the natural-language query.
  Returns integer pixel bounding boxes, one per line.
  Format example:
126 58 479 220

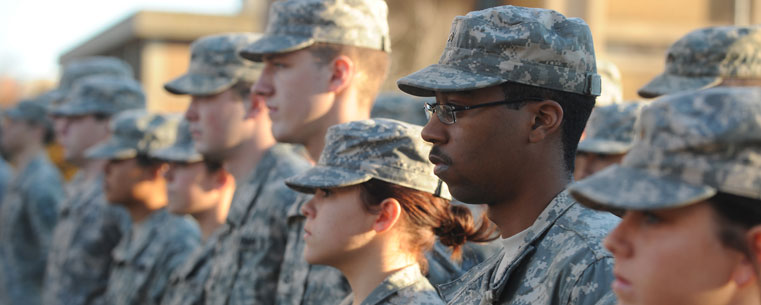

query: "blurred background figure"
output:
85 111 199 305
574 102 646 181
638 25 761 98
43 75 144 305
154 119 235 305
0 93 63 305
371 92 429 126
47 57 135 181
165 32 311 305
596 59 624 107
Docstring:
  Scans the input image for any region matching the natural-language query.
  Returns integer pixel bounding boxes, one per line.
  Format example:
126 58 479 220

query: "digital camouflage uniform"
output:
638 25 761 98
86 110 200 305
43 76 145 305
337 265 444 305
578 102 645 155
570 87 761 211
0 96 64 305
285 118 455 305
240 2 391 303
397 6 619 305
152 120 209 305
164 33 313 305
203 143 310 305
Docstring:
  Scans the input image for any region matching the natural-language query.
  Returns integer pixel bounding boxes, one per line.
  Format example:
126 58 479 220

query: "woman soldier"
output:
284 118 497 305
569 86 761 305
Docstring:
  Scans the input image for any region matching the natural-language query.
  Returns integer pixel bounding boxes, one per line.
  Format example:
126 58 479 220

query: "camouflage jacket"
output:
338 264 444 305
161 230 220 305
0 152 64 305
203 144 311 305
0 158 12 204
437 190 619 305
105 208 200 305
275 193 352 305
43 174 131 305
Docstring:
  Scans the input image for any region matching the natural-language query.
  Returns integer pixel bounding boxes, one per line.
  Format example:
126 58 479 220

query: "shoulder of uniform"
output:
543 201 619 260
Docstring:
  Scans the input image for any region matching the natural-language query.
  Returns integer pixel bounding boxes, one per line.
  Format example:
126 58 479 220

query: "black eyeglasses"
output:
424 97 545 125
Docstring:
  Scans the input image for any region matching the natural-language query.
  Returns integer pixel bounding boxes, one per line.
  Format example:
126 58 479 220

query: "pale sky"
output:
0 0 241 81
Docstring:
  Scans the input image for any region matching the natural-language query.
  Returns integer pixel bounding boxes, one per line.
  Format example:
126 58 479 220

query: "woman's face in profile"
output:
301 186 379 266
604 201 749 305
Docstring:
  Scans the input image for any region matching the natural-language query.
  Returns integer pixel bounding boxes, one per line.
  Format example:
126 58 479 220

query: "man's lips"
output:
429 147 452 175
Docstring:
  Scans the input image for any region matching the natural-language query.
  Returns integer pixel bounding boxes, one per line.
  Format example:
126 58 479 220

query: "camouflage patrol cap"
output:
569 87 761 212
150 119 202 163
638 26 761 98
596 60 623 106
397 5 601 97
51 76 146 117
85 110 181 160
286 118 450 199
239 0 391 62
165 33 265 96
577 102 645 155
5 91 59 126
52 57 134 105
371 93 429 126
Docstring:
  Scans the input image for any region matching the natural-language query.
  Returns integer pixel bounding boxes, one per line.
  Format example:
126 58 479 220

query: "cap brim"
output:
285 165 372 194
150 146 203 163
397 64 504 97
239 34 315 62
568 165 716 212
48 101 94 117
85 139 136 160
637 72 721 98
164 73 236 96
577 139 633 155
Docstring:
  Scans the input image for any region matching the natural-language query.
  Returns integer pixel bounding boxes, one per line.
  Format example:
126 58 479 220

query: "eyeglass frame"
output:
424 97 546 125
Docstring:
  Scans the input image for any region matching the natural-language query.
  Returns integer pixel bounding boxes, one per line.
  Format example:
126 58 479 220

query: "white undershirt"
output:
493 227 530 281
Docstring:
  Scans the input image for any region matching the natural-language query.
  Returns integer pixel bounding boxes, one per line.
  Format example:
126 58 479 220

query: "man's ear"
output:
327 55 355 94
213 170 232 189
373 198 402 234
734 226 761 287
526 100 563 143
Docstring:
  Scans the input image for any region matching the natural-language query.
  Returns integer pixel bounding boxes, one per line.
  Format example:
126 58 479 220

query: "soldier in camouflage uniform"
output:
49 56 134 143
86 110 200 305
595 60 623 107
164 33 311 305
43 76 145 305
153 120 236 305
0 122 11 202
574 102 645 181
397 5 619 304
638 25 761 98
242 0 393 303
0 94 64 305
285 118 500 305
569 87 761 305
371 93 430 126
